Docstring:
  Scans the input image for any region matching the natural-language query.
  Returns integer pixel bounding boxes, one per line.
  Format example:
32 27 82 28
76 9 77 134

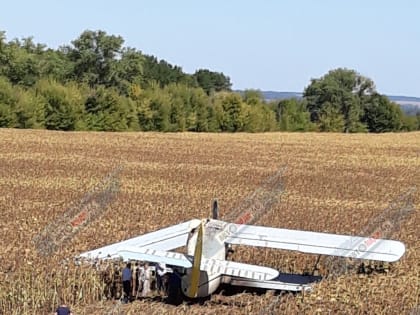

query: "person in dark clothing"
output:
55 303 73 315
156 263 165 295
122 262 132 303
133 262 141 297
166 268 183 305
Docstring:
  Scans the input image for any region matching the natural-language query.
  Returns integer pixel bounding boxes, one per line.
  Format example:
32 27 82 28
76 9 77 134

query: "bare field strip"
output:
0 129 419 314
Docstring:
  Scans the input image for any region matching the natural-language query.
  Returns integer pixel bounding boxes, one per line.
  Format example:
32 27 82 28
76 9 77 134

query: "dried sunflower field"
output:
0 129 418 315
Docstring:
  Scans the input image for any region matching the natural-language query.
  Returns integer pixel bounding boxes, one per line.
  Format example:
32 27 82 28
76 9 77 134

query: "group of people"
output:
121 261 170 303
53 260 174 313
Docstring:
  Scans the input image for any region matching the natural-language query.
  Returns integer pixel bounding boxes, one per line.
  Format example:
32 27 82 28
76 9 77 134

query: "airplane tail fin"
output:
212 199 219 219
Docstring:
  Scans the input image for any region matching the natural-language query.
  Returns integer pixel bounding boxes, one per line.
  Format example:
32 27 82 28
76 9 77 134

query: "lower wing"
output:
216 220 405 262
115 246 279 281
224 272 322 292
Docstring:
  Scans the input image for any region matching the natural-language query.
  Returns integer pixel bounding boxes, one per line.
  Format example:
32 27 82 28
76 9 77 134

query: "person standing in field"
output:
112 263 122 299
54 302 73 315
166 268 183 305
156 262 166 295
141 262 151 297
122 262 132 303
132 261 140 298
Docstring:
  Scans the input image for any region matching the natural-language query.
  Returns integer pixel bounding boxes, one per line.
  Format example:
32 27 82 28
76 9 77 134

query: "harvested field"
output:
0 129 419 314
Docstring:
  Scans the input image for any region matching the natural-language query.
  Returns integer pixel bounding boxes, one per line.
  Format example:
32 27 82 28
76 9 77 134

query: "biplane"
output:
78 207 405 298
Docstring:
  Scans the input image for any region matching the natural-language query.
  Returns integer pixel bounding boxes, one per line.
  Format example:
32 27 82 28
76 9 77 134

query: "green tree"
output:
111 47 145 95
38 48 73 82
417 113 420 130
68 30 124 87
142 85 172 131
401 114 418 131
318 102 345 132
136 98 155 131
164 83 189 131
84 86 130 131
36 79 85 131
193 69 232 95
191 88 210 131
206 105 221 132
362 94 403 132
0 39 41 86
142 55 192 88
14 88 45 129
243 89 264 106
304 68 373 132
0 76 18 127
277 99 312 131
214 93 246 131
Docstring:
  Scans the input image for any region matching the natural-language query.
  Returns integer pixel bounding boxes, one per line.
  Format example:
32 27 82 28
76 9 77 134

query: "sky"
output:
1 0 419 97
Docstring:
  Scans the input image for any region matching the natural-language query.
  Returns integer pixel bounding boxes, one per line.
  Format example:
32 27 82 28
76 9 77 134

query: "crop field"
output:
0 129 418 314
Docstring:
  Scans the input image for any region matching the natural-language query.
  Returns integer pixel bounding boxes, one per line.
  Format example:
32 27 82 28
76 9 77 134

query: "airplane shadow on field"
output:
163 272 323 306
216 272 322 296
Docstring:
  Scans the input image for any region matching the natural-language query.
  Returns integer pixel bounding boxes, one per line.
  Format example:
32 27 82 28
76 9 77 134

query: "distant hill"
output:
259 91 303 100
246 91 420 115
388 95 420 103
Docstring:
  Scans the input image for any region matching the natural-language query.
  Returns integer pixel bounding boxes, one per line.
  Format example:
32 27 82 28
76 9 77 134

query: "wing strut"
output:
189 222 203 298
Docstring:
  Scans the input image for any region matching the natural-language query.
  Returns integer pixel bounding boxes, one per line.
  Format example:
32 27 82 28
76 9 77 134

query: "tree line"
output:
0 29 418 132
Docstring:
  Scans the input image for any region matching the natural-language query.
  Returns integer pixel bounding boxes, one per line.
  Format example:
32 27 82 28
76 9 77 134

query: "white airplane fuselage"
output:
181 220 226 298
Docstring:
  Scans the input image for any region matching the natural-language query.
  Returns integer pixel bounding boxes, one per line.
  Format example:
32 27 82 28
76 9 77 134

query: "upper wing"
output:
219 220 405 262
78 219 201 260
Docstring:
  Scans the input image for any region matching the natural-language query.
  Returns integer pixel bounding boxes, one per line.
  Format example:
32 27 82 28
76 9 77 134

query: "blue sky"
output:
1 0 419 96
